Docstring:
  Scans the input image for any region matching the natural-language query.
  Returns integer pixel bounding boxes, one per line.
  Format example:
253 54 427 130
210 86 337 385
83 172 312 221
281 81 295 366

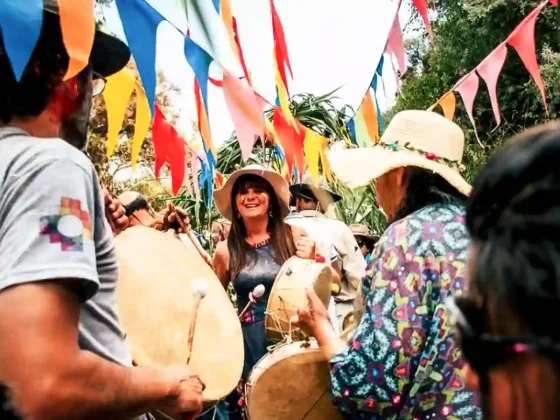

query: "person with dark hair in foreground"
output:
0 2 203 419
296 110 481 418
451 122 560 420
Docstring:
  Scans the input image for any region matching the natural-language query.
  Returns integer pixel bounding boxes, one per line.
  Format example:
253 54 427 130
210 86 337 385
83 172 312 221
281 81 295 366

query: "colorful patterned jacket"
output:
329 202 481 419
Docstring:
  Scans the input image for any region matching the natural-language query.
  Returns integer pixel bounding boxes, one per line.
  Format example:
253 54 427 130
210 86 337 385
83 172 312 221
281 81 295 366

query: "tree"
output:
393 0 558 182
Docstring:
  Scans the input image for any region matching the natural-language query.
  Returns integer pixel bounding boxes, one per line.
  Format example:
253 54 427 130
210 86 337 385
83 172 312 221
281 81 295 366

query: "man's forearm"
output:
16 350 174 420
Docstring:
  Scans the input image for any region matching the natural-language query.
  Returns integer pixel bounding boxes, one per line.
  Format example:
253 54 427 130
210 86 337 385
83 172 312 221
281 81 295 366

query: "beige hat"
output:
349 224 375 240
213 164 291 221
328 110 471 196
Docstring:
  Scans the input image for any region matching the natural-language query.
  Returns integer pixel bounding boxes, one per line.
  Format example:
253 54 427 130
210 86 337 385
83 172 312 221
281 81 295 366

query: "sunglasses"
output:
92 71 107 97
446 296 560 374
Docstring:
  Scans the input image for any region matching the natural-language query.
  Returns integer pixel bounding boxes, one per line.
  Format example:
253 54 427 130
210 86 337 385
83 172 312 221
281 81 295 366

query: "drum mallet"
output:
186 279 208 365
238 284 266 320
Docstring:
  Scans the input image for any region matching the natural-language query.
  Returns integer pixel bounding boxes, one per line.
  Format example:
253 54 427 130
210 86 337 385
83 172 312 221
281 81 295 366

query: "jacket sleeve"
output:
328 241 403 416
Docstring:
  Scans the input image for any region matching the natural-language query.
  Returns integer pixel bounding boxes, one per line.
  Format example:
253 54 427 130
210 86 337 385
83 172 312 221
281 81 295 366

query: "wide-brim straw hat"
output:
214 164 291 221
349 224 375 241
328 110 471 196
42 0 130 78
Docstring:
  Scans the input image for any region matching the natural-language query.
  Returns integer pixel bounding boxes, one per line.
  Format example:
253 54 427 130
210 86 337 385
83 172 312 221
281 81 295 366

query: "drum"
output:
245 340 343 420
114 226 244 402
265 257 332 343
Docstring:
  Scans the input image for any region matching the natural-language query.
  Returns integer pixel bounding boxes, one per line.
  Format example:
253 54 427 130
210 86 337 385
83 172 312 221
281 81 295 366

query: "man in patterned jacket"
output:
295 111 482 419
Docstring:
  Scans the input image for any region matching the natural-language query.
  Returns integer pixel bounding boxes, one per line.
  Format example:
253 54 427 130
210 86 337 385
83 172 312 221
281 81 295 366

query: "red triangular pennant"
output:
507 4 548 113
385 13 406 76
151 105 186 195
270 0 293 96
411 0 433 37
476 44 507 129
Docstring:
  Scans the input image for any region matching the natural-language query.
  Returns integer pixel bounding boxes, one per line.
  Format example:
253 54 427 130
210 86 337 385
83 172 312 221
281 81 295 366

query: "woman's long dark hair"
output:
392 167 468 223
466 123 560 419
228 174 296 281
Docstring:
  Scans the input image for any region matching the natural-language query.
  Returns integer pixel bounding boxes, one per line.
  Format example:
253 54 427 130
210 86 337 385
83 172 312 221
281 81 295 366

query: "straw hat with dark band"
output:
328 110 471 196
213 164 291 221
41 0 130 78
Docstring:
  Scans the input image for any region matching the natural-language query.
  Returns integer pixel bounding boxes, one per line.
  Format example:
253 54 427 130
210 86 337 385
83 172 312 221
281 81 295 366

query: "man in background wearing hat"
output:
298 110 480 418
118 191 212 266
349 224 378 264
0 3 203 419
289 174 366 329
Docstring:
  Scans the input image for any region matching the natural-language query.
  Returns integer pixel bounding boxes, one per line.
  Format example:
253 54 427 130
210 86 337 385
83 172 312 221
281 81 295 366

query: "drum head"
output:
115 227 243 401
266 257 332 342
246 341 342 420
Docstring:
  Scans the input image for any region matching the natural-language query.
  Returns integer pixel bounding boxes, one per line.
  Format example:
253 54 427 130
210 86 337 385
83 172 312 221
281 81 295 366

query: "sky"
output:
102 0 415 145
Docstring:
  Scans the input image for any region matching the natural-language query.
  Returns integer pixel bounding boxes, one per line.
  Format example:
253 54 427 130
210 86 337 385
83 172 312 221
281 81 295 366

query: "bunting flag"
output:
347 119 357 145
131 81 152 168
232 17 251 83
0 0 43 81
151 105 186 195
274 50 297 128
506 2 548 113
428 0 553 137
58 0 95 80
361 91 380 142
222 72 266 161
273 107 305 180
116 0 166 115
194 79 217 158
303 129 330 185
385 12 406 78
184 35 213 114
103 67 137 157
453 72 482 145
270 0 293 98
220 0 237 55
428 90 457 121
411 0 433 37
183 0 243 77
476 45 507 128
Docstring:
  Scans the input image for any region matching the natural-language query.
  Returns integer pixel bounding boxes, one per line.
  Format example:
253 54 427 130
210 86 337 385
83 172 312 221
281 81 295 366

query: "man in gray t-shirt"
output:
0 2 203 419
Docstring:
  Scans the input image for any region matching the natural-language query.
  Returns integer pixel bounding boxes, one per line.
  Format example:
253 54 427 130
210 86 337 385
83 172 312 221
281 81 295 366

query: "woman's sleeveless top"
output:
230 242 281 324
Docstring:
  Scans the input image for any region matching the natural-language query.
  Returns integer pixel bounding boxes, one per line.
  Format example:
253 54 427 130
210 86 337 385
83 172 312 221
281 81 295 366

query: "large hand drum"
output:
114 227 243 402
266 257 332 343
245 340 343 420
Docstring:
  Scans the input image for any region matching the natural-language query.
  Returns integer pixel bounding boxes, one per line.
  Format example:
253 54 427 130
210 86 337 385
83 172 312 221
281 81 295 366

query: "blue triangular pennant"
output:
0 0 43 81
116 0 165 116
184 36 212 115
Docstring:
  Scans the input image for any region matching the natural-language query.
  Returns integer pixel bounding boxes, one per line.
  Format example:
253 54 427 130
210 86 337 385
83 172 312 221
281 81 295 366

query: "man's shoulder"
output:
0 128 94 176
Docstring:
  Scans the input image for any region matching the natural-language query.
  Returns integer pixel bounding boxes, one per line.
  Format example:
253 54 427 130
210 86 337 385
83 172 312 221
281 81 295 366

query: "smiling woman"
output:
211 165 329 418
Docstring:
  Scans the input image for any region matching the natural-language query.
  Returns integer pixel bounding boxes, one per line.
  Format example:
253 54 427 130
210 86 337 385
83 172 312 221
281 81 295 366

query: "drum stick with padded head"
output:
186 279 208 365
238 284 266 320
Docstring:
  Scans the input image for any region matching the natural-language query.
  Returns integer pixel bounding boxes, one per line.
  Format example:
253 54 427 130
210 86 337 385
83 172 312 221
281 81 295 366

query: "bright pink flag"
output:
223 72 266 161
411 0 433 37
385 14 406 76
476 44 507 129
507 4 548 112
454 72 482 145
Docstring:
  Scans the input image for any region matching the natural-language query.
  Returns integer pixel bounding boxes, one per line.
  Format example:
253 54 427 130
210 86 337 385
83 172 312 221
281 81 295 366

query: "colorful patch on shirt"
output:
40 197 92 252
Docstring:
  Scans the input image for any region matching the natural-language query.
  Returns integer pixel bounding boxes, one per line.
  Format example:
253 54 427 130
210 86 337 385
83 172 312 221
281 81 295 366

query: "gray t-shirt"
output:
0 127 133 377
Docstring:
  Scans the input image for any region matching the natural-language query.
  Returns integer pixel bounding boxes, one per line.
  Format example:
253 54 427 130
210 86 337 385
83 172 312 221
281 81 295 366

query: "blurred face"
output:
374 168 406 221
60 67 94 151
211 224 224 244
235 181 271 222
355 236 369 257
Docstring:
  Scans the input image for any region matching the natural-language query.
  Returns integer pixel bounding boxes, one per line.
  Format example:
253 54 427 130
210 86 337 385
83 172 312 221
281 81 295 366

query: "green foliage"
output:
394 0 558 182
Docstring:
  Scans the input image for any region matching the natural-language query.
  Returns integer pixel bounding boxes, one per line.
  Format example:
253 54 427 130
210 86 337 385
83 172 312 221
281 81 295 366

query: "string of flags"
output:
428 0 557 142
0 0 555 201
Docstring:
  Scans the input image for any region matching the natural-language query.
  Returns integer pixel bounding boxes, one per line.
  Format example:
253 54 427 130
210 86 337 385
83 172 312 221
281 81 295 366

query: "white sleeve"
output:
0 158 99 301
